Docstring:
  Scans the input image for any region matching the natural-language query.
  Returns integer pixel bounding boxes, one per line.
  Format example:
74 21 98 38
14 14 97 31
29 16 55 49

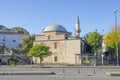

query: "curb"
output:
0 72 56 76
57 73 105 76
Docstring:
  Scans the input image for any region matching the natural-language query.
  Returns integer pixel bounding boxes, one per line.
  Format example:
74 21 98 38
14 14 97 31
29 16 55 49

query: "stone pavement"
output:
0 66 120 80
0 65 120 77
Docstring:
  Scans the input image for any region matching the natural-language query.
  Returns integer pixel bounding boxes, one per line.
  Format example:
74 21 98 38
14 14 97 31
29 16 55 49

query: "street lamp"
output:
114 9 119 66
101 30 104 66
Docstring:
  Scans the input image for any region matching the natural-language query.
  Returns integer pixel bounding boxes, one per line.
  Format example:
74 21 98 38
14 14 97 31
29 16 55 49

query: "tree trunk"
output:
39 57 44 66
39 57 42 65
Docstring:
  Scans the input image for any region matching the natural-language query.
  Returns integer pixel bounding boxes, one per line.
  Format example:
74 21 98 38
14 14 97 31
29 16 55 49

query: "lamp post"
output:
114 9 119 66
101 30 104 66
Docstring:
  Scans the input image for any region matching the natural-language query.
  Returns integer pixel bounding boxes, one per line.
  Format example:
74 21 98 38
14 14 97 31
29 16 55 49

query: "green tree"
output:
0 46 4 52
2 27 8 31
84 30 101 54
28 44 52 65
31 34 35 41
12 27 21 32
103 27 120 52
22 34 35 54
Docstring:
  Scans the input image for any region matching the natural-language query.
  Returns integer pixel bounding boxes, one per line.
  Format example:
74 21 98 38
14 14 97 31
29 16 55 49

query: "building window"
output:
65 36 68 39
0 36 5 41
54 43 57 49
0 43 4 46
48 35 51 40
19 44 22 48
13 40 16 42
54 56 58 62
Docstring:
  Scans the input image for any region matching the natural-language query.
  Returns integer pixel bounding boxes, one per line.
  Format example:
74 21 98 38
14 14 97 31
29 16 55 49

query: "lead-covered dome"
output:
43 24 67 32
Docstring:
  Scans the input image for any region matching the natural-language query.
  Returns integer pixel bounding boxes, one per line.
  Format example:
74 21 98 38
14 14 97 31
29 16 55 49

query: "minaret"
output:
75 16 81 37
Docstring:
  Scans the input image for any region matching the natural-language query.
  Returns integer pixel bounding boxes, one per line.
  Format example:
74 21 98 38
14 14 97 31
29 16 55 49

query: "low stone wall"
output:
106 72 120 77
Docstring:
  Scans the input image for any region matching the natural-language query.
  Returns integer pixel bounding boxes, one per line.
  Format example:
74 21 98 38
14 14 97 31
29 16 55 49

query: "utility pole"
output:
114 9 119 66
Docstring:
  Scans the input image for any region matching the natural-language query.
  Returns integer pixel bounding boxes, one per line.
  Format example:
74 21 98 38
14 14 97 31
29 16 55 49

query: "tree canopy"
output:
103 27 120 52
0 46 4 52
28 44 52 64
22 34 35 53
84 30 101 54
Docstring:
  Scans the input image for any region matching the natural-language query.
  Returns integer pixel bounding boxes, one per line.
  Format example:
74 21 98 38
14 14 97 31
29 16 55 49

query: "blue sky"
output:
0 0 120 37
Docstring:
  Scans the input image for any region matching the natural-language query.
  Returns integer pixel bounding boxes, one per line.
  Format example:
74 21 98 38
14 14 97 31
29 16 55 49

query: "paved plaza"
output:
0 66 120 80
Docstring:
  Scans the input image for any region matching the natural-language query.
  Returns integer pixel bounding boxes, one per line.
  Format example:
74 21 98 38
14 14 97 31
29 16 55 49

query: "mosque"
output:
33 16 84 65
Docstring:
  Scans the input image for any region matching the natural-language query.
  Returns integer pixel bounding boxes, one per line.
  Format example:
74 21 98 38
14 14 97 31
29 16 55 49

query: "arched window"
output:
54 56 58 62
54 43 57 49
48 35 51 40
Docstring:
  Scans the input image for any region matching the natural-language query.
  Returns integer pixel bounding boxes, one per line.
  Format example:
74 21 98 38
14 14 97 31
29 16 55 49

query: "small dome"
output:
43 24 67 32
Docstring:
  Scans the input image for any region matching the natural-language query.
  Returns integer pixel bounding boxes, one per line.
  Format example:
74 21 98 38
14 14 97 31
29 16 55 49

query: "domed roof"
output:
43 24 67 32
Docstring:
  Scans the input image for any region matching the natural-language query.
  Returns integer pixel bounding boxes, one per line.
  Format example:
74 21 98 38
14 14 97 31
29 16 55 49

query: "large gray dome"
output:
43 24 67 32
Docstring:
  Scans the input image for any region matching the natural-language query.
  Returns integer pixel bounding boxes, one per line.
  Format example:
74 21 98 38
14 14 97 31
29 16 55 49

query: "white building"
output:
0 32 28 49
0 25 29 50
0 26 29 65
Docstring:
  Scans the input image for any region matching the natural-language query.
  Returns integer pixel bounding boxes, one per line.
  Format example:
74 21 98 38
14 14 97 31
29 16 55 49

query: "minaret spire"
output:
75 15 81 37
